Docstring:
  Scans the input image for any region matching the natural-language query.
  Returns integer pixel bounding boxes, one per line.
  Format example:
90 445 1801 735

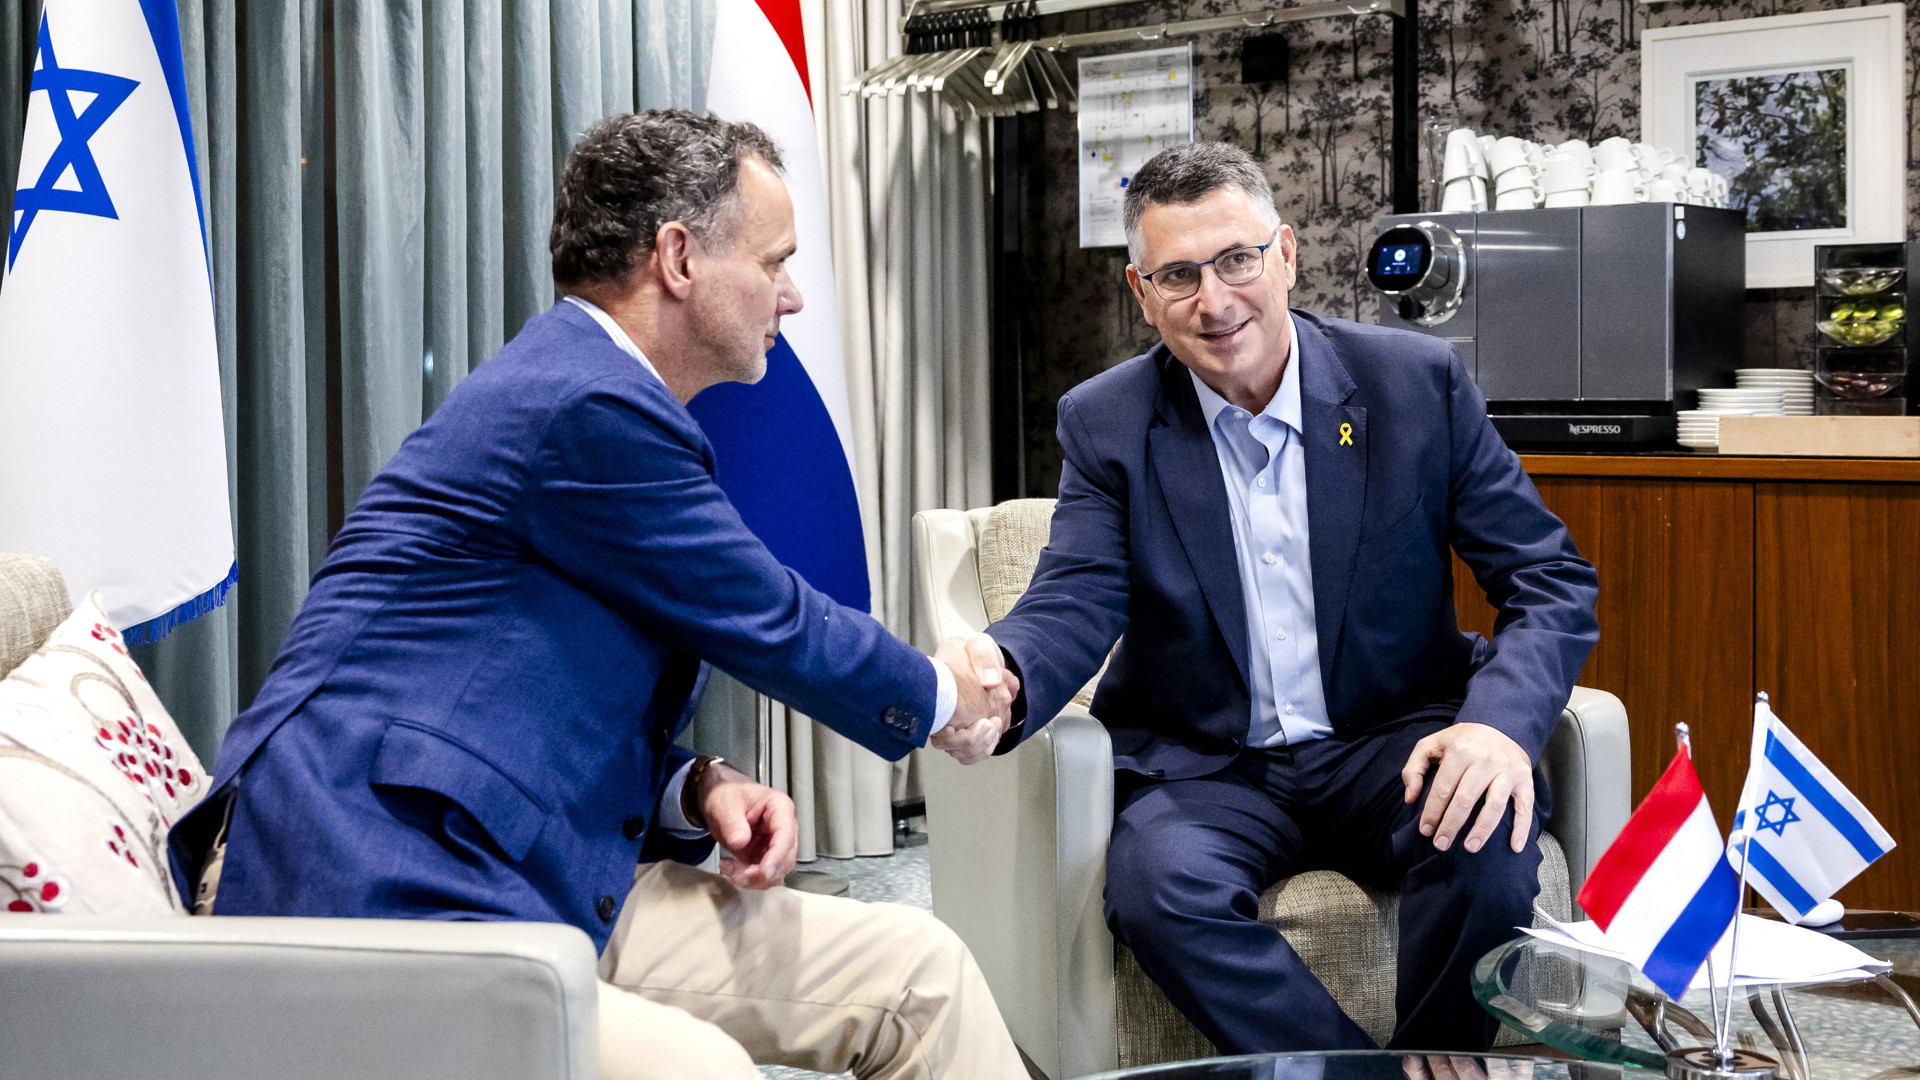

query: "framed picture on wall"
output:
1641 5 1907 288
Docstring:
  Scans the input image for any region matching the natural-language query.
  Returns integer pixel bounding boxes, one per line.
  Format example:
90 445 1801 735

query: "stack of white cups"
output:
1489 137 1539 211
1439 128 1490 212
1437 128 1733 211
1542 140 1595 207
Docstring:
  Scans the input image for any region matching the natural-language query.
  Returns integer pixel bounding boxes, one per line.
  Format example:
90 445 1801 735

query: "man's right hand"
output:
930 633 1018 766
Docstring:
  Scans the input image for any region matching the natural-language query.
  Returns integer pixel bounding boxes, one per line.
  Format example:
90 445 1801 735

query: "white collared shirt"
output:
562 295 667 385
1186 312 1333 747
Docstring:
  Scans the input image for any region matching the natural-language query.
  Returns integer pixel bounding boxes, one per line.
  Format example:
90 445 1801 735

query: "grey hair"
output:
1122 141 1281 266
550 109 784 288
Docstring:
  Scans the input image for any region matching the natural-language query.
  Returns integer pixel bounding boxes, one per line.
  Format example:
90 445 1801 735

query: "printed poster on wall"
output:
1077 44 1194 249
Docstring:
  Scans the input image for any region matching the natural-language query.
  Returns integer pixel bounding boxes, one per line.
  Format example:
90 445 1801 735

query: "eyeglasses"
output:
1139 236 1277 301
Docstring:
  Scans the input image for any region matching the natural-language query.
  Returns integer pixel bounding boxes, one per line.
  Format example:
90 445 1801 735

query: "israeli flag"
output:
0 0 232 643
1730 701 1895 924
688 0 869 610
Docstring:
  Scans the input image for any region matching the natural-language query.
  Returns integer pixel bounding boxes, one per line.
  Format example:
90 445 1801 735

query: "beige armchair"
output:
913 501 1630 1079
0 553 601 1080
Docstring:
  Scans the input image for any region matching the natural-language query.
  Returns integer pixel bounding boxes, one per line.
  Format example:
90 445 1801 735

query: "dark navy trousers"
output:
1104 717 1544 1054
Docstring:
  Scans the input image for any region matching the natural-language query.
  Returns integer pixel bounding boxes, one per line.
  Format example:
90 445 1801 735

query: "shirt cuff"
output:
929 654 956 736
656 758 707 838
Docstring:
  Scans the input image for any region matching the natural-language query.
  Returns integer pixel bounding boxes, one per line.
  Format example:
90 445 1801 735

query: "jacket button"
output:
597 895 617 923
622 816 645 841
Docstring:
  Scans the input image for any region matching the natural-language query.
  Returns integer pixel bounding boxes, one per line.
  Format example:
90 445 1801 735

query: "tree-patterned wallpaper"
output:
1011 0 1920 495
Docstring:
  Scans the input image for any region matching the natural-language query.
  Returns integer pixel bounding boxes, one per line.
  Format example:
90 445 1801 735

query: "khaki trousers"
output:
596 860 1026 1080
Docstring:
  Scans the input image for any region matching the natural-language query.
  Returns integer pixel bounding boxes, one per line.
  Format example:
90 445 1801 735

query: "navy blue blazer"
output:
172 301 937 948
987 312 1599 780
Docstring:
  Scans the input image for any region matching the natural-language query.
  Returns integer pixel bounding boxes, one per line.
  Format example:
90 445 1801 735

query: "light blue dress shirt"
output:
1187 313 1333 748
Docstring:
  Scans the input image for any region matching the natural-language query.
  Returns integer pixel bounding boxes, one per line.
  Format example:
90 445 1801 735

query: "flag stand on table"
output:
1713 698 1765 1062
1677 716 1778 1080
1675 722 1754 1073
1576 720 1777 1080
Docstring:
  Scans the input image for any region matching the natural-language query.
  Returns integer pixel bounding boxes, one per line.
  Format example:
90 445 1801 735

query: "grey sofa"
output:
0 553 602 1080
913 502 1631 1079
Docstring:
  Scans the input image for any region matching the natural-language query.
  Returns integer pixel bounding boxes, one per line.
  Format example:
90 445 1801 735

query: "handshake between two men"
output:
927 632 1019 766
682 632 1016 896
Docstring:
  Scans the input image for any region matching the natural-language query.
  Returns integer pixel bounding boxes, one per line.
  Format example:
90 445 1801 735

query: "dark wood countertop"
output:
1517 453 1920 482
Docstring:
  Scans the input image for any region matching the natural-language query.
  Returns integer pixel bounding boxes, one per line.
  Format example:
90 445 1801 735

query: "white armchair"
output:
0 553 601 1080
913 502 1631 1079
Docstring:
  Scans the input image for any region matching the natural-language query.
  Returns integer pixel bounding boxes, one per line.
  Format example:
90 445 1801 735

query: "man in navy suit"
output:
968 143 1600 1053
172 112 1026 1080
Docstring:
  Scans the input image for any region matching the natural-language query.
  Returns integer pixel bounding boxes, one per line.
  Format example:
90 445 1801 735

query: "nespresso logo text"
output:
1567 423 1623 436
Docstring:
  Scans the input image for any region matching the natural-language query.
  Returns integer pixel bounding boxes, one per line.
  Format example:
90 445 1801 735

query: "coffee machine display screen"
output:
1375 244 1423 279
1366 226 1432 291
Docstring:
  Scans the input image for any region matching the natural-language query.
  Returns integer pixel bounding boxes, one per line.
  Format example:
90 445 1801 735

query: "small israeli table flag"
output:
1730 696 1895 925
0 0 234 642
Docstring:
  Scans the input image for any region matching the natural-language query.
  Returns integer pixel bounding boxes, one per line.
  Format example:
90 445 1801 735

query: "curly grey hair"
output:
551 109 783 288
1122 141 1281 267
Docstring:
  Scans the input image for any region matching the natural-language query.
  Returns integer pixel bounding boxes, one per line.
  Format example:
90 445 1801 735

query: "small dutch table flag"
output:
1576 745 1741 999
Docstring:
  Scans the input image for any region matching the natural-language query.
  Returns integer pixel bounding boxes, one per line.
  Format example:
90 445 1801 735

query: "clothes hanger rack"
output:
842 0 1419 212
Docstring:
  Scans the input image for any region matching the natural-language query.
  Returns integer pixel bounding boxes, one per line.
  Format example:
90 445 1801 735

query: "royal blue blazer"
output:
987 312 1600 779
172 301 937 948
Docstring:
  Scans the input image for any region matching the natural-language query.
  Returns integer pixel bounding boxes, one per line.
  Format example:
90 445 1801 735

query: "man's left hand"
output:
1400 722 1534 854
696 761 798 889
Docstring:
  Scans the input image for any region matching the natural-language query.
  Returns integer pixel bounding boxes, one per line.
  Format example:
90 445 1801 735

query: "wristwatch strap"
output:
681 754 726 833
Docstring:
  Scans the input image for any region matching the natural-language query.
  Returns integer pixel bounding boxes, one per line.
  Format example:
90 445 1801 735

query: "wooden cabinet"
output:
1452 456 1920 912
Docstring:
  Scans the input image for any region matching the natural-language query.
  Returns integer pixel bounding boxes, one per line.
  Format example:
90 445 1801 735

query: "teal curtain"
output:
0 0 715 759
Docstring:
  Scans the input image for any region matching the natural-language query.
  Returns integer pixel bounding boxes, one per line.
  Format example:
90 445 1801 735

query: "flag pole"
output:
1716 693 1766 1062
1677 721 1727 1050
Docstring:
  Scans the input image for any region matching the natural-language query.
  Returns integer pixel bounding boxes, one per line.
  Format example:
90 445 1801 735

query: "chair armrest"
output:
924 704 1117 1080
0 914 600 1080
0 552 71 678
913 509 991 641
1540 686 1632 897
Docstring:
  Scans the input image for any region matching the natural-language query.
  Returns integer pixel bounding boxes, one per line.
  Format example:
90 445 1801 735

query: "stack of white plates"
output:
1676 408 1754 450
1698 387 1786 416
1734 368 1815 415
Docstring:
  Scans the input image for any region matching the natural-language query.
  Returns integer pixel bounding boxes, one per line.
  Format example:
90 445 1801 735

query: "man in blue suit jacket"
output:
171 112 1027 1080
974 143 1600 1053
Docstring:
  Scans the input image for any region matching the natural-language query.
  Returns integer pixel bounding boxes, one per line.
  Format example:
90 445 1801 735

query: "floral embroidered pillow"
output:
0 592 208 915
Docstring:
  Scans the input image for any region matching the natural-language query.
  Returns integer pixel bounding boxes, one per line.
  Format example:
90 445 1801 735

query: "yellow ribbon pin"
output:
1339 423 1354 446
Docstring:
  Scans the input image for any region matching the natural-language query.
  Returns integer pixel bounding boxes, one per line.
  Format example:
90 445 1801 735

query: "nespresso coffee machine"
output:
1366 203 1746 448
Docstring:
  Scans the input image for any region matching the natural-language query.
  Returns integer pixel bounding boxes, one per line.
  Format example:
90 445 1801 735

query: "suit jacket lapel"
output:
1148 350 1252 691
1296 316 1368 686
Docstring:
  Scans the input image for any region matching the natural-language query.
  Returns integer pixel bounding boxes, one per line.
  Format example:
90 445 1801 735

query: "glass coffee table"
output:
1473 926 1920 1078
1081 1051 1593 1080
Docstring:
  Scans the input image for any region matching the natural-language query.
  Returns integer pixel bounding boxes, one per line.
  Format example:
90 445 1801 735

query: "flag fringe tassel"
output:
121 561 238 646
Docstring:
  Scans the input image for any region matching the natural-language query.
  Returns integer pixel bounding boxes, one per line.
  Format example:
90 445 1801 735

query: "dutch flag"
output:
0 0 233 643
1576 749 1741 1000
688 0 870 610
1729 701 1894 924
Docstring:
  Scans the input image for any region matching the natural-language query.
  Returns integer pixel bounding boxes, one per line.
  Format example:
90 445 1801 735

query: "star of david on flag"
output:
7 14 138 269
1730 700 1895 924
0 0 233 643
1752 791 1800 837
